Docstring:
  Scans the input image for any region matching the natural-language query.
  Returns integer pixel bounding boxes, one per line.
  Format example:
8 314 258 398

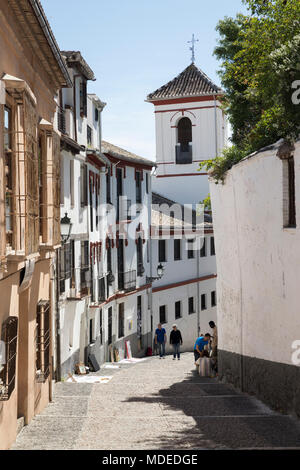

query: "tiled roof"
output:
61 51 95 81
147 63 222 101
152 192 213 229
102 141 155 168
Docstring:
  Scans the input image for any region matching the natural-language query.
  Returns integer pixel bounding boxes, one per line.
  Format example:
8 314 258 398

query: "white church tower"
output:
146 61 227 205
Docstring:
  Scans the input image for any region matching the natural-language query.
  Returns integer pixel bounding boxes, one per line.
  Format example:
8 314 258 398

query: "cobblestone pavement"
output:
12 353 300 450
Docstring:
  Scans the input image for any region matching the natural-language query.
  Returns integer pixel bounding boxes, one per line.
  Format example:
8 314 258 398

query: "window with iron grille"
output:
118 303 125 338
36 301 50 383
80 80 87 117
0 316 18 401
210 237 215 256
174 239 181 261
59 243 71 295
106 172 111 204
4 105 13 250
200 237 206 257
80 241 90 294
158 239 166 262
201 294 207 310
136 237 144 276
137 296 142 340
89 319 94 344
159 305 167 324
175 301 181 319
188 297 195 314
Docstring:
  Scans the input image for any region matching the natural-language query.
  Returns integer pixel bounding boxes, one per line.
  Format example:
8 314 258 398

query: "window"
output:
137 237 144 276
36 301 50 383
176 117 192 164
188 297 195 314
174 239 181 261
200 237 206 257
106 172 111 204
159 305 166 324
80 164 88 207
80 241 89 294
98 276 106 303
158 239 166 262
89 319 94 344
210 237 215 256
100 309 103 345
59 243 71 295
146 173 149 194
201 294 207 310
118 303 124 338
87 125 93 147
80 80 87 117
136 171 142 204
89 175 94 233
187 239 195 259
175 301 181 319
0 316 18 401
211 291 217 307
116 168 123 222
4 106 13 249
108 307 113 344
95 108 99 122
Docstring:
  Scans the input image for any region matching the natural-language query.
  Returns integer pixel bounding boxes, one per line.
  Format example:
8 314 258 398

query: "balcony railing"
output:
118 270 136 292
58 106 66 134
175 143 192 164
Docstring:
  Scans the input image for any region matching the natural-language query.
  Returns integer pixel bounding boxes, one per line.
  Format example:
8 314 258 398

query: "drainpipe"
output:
196 237 200 336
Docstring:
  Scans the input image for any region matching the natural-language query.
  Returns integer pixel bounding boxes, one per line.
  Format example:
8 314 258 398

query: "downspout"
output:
196 238 200 336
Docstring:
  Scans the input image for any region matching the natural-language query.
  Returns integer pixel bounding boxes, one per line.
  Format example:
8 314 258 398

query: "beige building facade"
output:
0 0 70 449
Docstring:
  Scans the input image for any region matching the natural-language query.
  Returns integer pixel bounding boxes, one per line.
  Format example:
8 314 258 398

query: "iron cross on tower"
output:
188 34 199 63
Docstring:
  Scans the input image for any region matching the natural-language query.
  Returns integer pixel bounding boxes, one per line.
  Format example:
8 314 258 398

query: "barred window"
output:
118 303 125 338
36 301 50 383
0 316 18 401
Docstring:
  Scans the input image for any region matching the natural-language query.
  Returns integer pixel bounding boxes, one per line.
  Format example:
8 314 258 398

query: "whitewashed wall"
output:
210 142 300 366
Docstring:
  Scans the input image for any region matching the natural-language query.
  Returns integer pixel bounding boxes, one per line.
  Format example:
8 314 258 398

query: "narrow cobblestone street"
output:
12 353 300 450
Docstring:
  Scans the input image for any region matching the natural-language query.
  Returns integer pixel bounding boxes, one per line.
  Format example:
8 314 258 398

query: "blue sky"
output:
42 0 247 160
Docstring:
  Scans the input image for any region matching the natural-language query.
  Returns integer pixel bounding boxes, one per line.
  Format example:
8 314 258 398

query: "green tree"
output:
201 0 300 182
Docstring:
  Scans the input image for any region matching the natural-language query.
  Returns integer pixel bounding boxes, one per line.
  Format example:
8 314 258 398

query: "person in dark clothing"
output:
170 324 183 360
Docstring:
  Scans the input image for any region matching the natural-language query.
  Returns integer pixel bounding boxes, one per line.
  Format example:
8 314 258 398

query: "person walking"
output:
194 333 211 362
209 320 218 372
169 324 183 360
155 323 167 359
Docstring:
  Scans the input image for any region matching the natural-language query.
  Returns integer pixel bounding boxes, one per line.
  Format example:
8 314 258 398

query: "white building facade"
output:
146 63 225 350
210 139 300 417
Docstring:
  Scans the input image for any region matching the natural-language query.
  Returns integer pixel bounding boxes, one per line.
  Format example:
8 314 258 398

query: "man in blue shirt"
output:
194 333 211 362
155 323 167 359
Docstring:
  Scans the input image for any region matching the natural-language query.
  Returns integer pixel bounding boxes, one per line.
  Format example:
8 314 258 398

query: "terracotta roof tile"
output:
147 63 222 101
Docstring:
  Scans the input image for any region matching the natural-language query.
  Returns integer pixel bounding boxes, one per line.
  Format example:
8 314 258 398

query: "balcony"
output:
175 143 192 164
57 106 66 134
118 270 136 292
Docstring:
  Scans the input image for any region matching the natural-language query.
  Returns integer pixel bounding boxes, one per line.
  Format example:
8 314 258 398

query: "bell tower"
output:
146 63 227 205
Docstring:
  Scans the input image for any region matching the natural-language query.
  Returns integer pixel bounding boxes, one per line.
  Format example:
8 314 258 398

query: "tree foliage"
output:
201 0 300 182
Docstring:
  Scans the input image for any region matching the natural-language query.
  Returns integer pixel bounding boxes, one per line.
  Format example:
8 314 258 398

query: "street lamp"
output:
60 212 72 244
146 263 165 284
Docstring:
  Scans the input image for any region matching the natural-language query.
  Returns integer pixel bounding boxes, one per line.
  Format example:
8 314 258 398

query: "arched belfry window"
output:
176 117 193 164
